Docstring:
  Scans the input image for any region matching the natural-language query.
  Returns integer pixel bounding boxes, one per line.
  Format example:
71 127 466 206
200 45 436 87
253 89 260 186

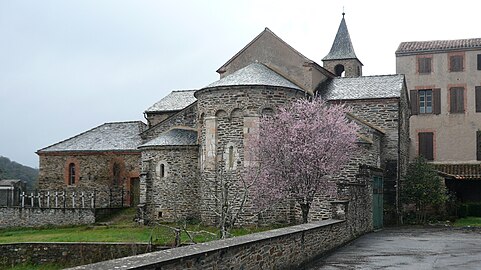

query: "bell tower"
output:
322 13 363 77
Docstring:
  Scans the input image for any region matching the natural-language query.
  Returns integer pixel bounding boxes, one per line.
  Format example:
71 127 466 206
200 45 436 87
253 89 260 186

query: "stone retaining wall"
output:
0 207 125 229
69 220 352 270
0 242 160 269
0 207 95 229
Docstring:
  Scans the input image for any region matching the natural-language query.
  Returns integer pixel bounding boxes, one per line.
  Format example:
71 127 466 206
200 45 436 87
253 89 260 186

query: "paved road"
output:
307 227 481 270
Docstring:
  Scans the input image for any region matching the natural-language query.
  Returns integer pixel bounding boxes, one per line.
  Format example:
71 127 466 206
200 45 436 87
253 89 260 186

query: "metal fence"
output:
2 188 129 209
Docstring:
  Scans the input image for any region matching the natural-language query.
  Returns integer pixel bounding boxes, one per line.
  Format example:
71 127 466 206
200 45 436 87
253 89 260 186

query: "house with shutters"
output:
396 38 481 202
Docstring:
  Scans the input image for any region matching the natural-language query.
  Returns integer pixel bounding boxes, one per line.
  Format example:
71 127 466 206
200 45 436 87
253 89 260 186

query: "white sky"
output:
1 0 480 168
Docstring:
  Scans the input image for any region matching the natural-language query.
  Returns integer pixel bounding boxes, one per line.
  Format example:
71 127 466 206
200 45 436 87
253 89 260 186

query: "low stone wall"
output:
0 207 95 229
0 242 160 269
69 219 355 270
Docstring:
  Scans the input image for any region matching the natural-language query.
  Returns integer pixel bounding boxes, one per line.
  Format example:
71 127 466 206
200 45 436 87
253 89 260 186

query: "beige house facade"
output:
396 38 481 201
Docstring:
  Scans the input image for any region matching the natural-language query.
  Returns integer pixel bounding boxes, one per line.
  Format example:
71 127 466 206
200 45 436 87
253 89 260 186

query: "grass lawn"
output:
0 208 279 245
1 208 283 270
453 216 481 227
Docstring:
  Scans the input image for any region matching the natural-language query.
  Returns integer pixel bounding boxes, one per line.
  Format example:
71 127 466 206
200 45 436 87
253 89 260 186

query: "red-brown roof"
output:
434 164 481 180
396 38 481 56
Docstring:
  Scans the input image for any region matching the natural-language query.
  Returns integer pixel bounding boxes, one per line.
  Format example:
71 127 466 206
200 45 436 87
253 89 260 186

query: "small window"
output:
411 89 440 115
334 64 345 77
450 55 464 72
228 146 234 169
156 161 168 178
419 132 434 161
418 57 432 74
477 54 481 70
68 163 76 185
450 87 464 113
160 164 165 178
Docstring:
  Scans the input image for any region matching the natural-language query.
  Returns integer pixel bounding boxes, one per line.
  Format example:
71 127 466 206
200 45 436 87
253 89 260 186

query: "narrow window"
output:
419 132 434 161
68 163 76 185
228 146 234 169
113 162 121 186
477 54 481 70
160 164 165 178
450 55 464 72
418 57 432 74
450 87 465 113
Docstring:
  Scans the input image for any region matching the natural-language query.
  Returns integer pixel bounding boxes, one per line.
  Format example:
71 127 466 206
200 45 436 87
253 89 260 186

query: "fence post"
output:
81 192 85 208
21 192 25 208
55 191 58 208
72 192 76 208
46 191 50 208
37 192 42 208
63 191 66 208
30 192 34 208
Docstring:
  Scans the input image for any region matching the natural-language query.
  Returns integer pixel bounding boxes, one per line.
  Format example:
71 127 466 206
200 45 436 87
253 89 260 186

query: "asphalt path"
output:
306 227 481 269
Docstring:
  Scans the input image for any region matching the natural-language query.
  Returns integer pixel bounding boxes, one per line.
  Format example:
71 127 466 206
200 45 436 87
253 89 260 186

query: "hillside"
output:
0 156 38 190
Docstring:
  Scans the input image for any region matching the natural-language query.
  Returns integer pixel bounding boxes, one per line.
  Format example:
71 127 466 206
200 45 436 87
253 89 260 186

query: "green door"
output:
372 175 383 229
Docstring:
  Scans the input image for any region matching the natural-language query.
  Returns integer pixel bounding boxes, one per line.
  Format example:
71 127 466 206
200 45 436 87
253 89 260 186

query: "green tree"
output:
402 156 447 224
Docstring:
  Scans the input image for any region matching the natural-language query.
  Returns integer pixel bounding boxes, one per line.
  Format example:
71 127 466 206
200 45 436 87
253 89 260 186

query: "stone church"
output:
37 15 409 225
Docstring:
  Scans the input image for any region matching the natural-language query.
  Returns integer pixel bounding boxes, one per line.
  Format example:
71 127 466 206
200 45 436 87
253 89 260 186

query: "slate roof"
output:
37 121 147 153
139 129 197 148
204 63 302 91
320 75 404 101
435 164 481 180
0 179 23 186
396 38 481 55
145 90 197 113
323 16 359 61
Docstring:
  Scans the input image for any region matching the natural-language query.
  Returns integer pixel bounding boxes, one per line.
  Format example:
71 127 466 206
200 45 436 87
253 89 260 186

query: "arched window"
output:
156 161 168 178
160 164 165 178
228 146 234 169
113 162 122 186
334 64 345 77
68 163 76 185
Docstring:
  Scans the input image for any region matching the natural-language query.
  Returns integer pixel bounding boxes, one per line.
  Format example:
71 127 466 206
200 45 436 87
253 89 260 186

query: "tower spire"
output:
322 13 363 77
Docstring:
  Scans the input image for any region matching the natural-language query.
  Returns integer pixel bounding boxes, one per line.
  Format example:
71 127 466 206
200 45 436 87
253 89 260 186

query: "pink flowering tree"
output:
249 98 359 223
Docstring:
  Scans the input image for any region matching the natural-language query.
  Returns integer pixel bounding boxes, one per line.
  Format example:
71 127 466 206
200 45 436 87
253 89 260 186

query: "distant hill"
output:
0 156 38 191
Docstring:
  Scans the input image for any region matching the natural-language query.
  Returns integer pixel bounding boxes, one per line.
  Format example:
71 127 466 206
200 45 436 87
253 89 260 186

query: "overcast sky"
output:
1 0 480 168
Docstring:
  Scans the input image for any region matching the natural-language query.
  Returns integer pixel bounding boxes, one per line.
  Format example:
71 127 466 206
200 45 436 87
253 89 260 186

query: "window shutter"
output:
478 54 481 70
477 131 481 161
476 86 481 112
450 88 457 113
419 132 434 161
433 88 441 114
410 90 419 115
457 88 464 112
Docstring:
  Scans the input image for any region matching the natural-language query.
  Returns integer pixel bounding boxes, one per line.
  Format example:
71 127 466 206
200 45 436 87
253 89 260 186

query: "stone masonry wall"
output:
38 152 140 207
69 181 373 270
141 103 197 142
331 98 401 223
140 146 199 223
1 242 158 269
196 85 305 225
323 59 362 78
0 207 95 229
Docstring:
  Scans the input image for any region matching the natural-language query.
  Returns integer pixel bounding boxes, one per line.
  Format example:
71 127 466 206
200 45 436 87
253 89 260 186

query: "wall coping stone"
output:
68 219 345 269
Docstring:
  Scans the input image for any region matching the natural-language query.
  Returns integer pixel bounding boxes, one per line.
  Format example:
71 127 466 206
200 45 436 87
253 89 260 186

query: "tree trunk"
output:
300 202 310 223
